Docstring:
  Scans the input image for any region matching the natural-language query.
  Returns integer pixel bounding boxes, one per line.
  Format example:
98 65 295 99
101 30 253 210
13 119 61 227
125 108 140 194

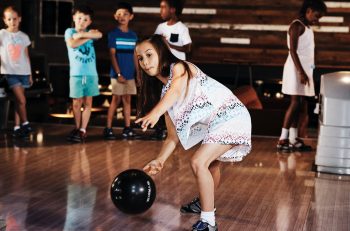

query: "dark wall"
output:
3 0 350 77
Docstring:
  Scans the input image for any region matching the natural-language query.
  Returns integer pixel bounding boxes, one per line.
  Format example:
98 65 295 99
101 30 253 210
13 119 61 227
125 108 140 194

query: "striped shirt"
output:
108 27 138 80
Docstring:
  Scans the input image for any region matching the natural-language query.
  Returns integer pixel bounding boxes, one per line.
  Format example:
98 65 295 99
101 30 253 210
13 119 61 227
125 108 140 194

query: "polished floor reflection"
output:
0 125 349 231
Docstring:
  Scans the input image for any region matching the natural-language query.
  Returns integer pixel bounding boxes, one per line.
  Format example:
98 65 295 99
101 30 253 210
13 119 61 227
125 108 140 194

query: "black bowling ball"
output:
110 169 156 214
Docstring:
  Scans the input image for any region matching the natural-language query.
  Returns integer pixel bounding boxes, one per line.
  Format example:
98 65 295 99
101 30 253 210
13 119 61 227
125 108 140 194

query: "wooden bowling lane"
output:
0 124 349 230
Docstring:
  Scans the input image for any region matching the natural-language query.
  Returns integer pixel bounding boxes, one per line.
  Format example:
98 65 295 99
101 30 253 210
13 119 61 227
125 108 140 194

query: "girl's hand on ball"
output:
143 159 163 175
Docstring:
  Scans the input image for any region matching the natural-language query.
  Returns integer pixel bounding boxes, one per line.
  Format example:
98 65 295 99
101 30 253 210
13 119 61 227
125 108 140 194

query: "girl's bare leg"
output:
190 143 232 212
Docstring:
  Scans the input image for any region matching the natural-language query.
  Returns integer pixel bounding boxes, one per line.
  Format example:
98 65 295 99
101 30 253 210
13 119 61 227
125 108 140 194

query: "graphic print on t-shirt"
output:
74 42 95 64
7 35 23 63
79 45 90 56
7 43 21 62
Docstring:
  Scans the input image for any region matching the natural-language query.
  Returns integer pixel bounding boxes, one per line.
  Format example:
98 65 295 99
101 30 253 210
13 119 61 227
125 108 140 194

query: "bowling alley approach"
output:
1 0 350 231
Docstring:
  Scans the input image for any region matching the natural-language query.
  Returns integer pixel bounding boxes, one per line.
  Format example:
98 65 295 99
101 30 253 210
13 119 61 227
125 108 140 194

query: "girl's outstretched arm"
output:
143 113 179 175
135 63 188 131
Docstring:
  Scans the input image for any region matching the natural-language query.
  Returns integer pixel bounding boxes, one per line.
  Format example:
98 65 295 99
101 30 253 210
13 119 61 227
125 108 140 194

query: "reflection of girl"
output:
0 145 29 231
135 35 251 230
64 146 97 231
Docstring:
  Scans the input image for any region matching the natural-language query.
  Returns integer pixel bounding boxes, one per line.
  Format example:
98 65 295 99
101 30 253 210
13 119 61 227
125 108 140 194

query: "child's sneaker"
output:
180 197 216 214
180 197 201 214
12 128 28 139
292 138 312 151
21 123 33 135
276 139 293 152
103 127 116 140
66 129 79 142
79 130 87 142
149 128 167 140
122 127 135 138
192 220 218 231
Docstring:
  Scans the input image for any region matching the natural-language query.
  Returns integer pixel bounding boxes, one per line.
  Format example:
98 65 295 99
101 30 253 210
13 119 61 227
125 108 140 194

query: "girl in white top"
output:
0 6 33 138
278 0 327 151
135 35 251 231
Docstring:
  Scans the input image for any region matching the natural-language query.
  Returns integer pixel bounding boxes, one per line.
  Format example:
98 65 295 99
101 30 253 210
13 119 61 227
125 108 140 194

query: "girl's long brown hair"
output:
136 34 192 117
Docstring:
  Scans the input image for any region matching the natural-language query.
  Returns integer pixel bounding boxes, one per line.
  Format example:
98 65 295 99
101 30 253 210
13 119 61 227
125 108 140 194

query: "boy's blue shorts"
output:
69 75 99 98
5 74 31 89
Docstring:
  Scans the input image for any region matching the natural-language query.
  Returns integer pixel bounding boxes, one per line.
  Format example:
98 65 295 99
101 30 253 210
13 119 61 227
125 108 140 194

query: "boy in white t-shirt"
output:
155 0 192 60
152 0 192 140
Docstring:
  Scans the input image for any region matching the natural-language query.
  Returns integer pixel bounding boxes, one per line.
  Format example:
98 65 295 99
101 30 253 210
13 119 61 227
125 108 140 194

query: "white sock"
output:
14 126 20 131
289 127 298 143
279 128 289 140
22 121 29 126
200 210 215 226
80 128 86 133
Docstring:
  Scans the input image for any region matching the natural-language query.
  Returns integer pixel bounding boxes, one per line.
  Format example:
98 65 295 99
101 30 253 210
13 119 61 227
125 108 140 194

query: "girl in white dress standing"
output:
135 34 251 231
277 0 327 152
